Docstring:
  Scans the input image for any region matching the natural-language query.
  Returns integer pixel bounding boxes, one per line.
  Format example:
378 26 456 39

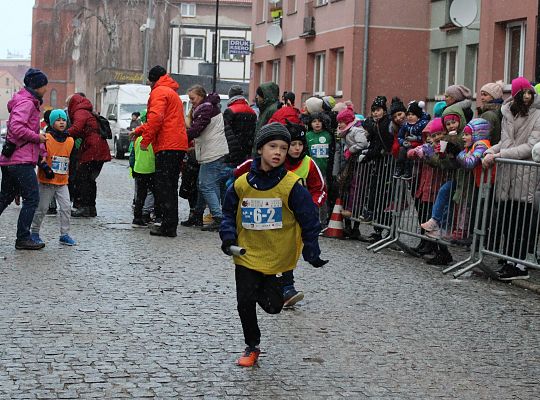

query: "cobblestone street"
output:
0 159 539 399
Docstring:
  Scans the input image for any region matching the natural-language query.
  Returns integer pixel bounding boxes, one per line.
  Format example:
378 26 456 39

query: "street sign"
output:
229 40 251 55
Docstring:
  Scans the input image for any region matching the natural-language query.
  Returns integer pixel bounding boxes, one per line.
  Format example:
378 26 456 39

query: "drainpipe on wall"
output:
536 0 540 82
360 0 370 116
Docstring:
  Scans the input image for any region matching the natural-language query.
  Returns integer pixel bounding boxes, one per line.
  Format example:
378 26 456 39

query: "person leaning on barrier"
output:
482 77 540 281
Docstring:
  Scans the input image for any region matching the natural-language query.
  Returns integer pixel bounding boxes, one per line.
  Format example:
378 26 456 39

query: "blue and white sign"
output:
241 198 283 230
229 40 251 56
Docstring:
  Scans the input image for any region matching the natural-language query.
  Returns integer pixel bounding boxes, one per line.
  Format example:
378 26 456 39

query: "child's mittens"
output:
405 135 417 142
39 162 55 180
407 148 418 159
309 257 329 268
221 239 237 256
421 144 435 159
344 148 351 160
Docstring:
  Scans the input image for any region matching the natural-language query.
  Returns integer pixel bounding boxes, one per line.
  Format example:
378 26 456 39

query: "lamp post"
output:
212 0 220 92
142 0 154 84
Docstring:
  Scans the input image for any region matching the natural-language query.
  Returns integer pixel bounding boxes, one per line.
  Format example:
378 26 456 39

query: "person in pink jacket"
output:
0 68 48 250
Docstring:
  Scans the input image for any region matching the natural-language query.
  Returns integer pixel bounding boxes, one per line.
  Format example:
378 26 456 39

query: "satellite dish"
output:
266 24 282 46
449 0 477 28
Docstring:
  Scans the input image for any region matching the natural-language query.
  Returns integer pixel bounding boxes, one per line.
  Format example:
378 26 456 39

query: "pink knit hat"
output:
428 118 444 135
511 77 534 97
337 107 356 132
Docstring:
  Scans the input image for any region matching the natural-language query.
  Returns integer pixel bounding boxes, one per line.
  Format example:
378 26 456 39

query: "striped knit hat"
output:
463 118 491 142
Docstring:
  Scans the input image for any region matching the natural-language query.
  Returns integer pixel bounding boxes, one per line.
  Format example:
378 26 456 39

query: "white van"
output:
179 94 229 119
101 84 150 158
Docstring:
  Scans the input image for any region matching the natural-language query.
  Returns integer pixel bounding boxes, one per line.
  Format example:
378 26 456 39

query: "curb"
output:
511 279 540 295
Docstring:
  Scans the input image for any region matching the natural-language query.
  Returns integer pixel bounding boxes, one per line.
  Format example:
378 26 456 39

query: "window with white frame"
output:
181 3 196 17
220 38 244 62
315 0 328 6
505 21 526 82
288 56 295 92
257 0 268 22
335 48 344 96
272 60 280 86
313 52 326 95
288 0 297 14
464 44 478 94
438 48 457 94
181 36 204 59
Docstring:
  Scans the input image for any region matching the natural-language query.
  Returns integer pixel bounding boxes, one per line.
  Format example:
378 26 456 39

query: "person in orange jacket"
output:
131 66 188 237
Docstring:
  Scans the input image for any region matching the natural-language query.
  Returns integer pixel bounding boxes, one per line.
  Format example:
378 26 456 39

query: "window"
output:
220 38 244 62
464 44 478 94
257 0 268 22
313 52 326 95
50 89 57 108
181 36 204 59
438 48 457 94
181 3 196 17
315 0 328 5
505 21 526 82
287 56 296 92
335 48 344 96
272 60 280 86
287 0 297 14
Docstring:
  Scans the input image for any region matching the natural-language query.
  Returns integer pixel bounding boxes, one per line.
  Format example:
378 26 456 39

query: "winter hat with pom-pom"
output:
389 97 406 116
406 101 423 119
480 81 505 100
24 68 48 90
463 118 491 142
305 97 324 114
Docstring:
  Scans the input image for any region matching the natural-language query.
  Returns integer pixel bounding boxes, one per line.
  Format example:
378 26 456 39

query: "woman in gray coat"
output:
482 77 540 281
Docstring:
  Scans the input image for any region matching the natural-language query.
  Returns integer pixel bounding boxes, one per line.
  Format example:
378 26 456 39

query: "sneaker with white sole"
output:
283 289 304 307
421 218 440 232
498 264 529 281
59 234 77 246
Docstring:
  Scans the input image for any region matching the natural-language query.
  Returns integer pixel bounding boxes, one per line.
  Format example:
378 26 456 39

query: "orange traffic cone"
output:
323 198 344 239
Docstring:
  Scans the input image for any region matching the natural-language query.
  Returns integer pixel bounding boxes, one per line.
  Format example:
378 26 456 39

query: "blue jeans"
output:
431 180 455 226
196 158 231 219
0 164 40 241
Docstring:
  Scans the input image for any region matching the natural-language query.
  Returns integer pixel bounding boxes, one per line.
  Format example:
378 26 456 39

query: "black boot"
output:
180 212 203 227
88 206 97 217
413 239 435 255
201 217 222 232
71 207 92 218
349 222 361 240
343 219 353 238
426 247 453 266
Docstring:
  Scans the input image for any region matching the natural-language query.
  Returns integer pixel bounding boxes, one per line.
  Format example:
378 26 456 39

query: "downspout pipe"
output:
360 0 370 115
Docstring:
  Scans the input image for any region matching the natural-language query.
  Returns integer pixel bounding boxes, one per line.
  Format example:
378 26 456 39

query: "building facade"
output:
168 1 252 82
0 71 24 123
32 0 252 111
250 0 430 114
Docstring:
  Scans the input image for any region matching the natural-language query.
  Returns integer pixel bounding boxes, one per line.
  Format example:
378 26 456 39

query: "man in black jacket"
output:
223 85 257 167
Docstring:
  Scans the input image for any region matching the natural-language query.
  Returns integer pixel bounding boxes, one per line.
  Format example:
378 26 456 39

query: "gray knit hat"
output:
228 85 243 97
255 122 291 149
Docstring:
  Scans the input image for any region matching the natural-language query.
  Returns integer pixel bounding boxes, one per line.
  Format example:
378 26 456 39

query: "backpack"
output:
93 112 112 140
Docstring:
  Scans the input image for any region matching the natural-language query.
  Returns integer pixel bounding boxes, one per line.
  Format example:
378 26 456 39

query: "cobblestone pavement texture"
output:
0 159 539 399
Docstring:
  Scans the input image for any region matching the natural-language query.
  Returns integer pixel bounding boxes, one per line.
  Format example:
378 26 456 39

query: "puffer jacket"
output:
136 74 188 153
188 93 229 164
268 105 301 125
362 114 393 161
485 95 540 202
223 96 256 164
67 94 112 164
0 88 43 166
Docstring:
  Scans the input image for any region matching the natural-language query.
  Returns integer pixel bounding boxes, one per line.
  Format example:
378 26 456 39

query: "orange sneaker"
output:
237 347 260 367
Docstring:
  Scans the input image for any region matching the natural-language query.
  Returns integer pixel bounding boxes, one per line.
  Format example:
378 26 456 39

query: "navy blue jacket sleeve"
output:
288 182 322 262
219 184 239 243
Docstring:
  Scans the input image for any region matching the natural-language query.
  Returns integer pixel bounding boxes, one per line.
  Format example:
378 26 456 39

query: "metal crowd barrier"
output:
446 158 540 278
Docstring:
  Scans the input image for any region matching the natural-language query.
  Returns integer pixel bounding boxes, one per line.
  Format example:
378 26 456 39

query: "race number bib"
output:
311 143 329 158
241 198 283 230
51 156 69 174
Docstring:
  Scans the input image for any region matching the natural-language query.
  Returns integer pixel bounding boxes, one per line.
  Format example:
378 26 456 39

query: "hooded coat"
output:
0 88 44 166
477 101 503 145
66 94 111 164
223 95 256 163
441 104 466 157
253 82 280 150
136 75 187 153
485 95 540 202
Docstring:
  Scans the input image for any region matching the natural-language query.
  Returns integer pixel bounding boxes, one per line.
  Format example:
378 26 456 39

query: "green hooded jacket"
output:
253 82 280 153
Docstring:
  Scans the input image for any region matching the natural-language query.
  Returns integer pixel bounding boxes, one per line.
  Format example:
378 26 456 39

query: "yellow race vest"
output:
233 171 303 275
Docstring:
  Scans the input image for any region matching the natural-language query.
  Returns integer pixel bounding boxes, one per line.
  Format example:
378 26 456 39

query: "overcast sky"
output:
0 0 34 59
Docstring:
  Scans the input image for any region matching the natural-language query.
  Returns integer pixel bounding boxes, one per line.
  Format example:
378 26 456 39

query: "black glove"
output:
309 257 329 268
40 162 55 180
221 239 237 256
